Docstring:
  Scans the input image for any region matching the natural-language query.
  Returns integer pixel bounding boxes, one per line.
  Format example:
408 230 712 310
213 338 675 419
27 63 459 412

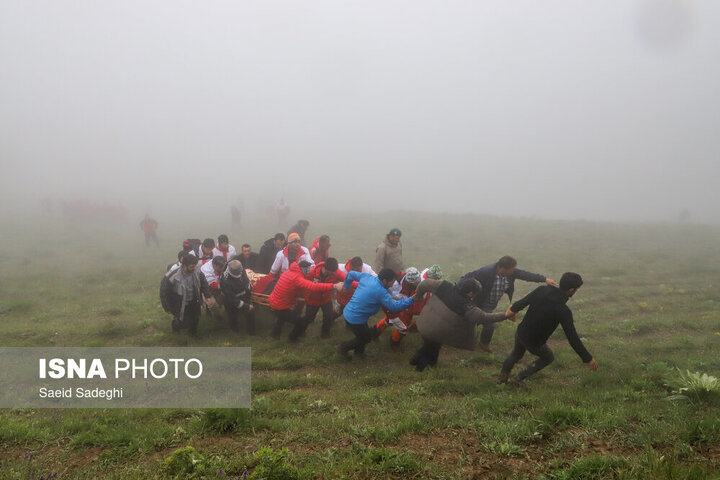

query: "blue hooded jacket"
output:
342 271 414 325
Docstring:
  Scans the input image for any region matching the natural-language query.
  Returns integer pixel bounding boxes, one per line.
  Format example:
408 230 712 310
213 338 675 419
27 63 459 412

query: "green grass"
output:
0 212 719 478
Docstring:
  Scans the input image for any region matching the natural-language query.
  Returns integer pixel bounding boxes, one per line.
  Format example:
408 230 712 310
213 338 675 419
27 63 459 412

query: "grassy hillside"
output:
0 212 719 479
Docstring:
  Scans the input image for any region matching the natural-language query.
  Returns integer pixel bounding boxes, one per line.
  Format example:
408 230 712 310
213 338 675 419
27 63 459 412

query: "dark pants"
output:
501 333 555 380
271 308 306 341
340 320 373 354
410 336 442 371
225 303 256 334
173 300 201 335
145 232 159 246
304 302 336 336
479 317 496 345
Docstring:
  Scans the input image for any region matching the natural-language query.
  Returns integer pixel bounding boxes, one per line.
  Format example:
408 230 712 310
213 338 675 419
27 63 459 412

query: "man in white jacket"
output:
200 256 226 314
213 234 237 261
270 232 314 276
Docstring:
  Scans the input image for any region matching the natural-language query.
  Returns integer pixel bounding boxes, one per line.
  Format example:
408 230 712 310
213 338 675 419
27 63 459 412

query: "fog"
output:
1 0 719 224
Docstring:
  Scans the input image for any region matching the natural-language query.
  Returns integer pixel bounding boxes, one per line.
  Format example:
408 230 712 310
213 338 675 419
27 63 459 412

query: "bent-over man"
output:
497 272 598 386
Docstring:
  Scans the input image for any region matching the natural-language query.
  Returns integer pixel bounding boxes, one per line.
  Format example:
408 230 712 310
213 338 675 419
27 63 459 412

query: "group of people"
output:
158 223 598 385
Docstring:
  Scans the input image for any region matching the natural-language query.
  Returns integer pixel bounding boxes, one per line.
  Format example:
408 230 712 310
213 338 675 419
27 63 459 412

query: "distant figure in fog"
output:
140 214 159 246
231 205 241 228
276 198 290 225
41 197 53 217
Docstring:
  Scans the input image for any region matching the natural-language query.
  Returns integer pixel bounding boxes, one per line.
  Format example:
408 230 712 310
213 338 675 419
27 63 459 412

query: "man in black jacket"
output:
458 256 557 352
287 219 310 245
256 233 286 274
497 272 598 386
232 244 259 271
220 260 256 334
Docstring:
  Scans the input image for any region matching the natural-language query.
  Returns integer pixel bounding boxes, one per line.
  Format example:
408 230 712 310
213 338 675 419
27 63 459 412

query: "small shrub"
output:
162 446 223 478
547 455 628 479
0 451 59 480
666 369 720 404
248 447 306 480
0 301 32 315
252 356 304 371
365 447 423 475
200 409 251 434
98 320 125 338
359 373 390 387
252 374 306 393
483 440 526 457
349 443 424 476
683 417 720 446
541 407 584 428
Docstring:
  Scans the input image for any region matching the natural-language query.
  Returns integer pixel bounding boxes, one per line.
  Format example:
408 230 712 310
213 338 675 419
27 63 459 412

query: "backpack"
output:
182 238 202 256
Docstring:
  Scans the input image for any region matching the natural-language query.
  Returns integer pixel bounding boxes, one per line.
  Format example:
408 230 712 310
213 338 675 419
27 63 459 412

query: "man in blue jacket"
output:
458 256 557 352
337 268 415 360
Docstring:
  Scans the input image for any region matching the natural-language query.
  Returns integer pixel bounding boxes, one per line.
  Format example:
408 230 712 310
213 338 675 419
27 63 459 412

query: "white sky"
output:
1 0 718 223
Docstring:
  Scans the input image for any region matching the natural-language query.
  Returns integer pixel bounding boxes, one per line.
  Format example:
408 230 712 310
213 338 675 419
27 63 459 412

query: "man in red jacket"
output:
268 261 341 342
309 235 331 264
140 214 159 246
303 257 346 338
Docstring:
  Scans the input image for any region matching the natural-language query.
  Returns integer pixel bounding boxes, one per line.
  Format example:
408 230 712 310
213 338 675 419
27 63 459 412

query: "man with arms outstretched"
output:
497 272 598 386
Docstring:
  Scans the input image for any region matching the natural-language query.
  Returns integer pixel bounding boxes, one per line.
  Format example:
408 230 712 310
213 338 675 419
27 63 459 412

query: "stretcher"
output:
247 270 271 306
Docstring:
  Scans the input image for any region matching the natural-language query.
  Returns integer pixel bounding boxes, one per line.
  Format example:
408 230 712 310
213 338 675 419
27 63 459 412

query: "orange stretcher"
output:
247 270 270 306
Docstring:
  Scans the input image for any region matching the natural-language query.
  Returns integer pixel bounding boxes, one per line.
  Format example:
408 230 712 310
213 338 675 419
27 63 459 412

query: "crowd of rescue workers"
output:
143 215 599 386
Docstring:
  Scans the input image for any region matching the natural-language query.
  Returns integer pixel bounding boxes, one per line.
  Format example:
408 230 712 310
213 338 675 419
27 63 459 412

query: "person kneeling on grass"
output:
411 278 514 372
337 268 415 360
497 272 598 386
